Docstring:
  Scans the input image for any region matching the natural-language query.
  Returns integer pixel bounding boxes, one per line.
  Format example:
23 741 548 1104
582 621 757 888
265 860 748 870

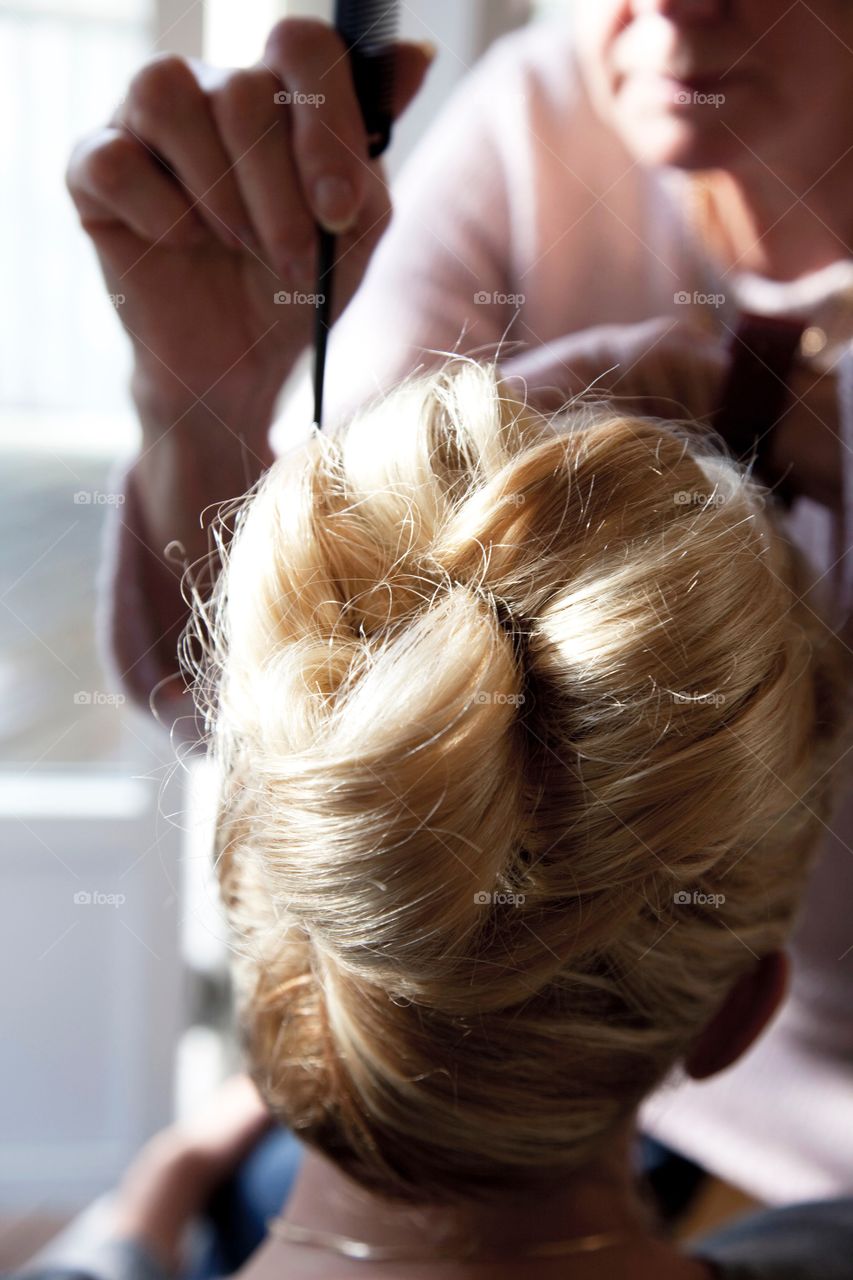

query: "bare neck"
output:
236 1142 715 1280
702 162 853 282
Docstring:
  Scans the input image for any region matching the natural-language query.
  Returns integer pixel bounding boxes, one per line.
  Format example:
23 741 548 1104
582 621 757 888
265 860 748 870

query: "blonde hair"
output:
182 359 850 1205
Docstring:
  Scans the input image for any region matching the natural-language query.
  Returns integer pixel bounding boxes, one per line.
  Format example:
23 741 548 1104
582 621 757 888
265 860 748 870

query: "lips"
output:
619 69 742 105
614 53 743 88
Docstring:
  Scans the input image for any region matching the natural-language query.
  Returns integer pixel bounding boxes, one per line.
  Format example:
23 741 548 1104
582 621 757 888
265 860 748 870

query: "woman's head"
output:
185 361 849 1206
573 0 853 175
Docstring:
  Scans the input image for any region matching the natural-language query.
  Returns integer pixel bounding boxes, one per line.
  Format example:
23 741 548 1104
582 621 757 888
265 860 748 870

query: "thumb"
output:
390 40 437 118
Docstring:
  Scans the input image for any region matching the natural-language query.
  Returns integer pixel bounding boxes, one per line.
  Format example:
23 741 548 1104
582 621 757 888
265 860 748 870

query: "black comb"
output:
312 0 400 431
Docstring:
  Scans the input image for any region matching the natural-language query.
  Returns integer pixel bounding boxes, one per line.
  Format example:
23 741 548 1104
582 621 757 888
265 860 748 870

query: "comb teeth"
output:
334 0 399 54
334 0 399 151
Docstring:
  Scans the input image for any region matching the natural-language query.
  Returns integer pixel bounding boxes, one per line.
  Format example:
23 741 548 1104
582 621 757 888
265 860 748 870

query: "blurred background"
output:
0 0 567 1264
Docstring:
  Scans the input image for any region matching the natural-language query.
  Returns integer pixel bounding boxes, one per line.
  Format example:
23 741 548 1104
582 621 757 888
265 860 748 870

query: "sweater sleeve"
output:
95 454 205 753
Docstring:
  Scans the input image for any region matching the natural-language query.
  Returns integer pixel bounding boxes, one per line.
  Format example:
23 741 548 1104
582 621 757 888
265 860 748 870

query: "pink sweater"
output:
100 19 853 1204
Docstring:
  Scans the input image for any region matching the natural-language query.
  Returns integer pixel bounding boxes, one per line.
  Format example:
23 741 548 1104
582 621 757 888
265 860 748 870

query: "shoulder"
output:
400 18 593 154
456 17 594 146
467 18 583 100
396 18 629 201
690 1198 853 1280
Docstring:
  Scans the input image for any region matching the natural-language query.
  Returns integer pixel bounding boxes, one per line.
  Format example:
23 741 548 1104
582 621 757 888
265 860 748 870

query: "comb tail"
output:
312 0 400 430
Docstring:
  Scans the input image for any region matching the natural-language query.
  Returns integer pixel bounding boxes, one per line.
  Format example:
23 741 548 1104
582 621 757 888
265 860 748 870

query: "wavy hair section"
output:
181 359 851 1203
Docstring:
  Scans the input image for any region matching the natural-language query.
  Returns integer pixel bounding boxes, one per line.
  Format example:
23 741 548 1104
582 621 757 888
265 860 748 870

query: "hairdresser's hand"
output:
110 1073 274 1275
66 21 434 434
500 317 727 423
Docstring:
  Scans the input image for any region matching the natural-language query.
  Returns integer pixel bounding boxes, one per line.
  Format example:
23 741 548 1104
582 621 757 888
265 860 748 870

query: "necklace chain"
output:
266 1215 641 1264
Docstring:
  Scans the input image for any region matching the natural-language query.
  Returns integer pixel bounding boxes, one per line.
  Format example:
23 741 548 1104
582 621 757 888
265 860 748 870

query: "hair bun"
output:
184 358 852 1204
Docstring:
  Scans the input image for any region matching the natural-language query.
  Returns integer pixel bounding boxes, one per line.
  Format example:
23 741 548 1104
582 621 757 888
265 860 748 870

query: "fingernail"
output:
412 39 438 63
312 176 357 232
